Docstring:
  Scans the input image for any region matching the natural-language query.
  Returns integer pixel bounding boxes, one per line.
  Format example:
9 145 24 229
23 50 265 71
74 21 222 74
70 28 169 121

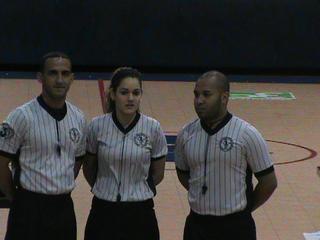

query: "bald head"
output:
193 70 230 123
198 71 230 93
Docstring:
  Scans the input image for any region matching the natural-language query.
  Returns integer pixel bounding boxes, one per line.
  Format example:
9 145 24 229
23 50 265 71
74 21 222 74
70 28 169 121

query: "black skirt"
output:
84 196 159 240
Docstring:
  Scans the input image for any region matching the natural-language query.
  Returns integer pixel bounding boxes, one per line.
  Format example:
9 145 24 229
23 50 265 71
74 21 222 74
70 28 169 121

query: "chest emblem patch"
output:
69 128 80 143
219 137 234 152
134 133 149 147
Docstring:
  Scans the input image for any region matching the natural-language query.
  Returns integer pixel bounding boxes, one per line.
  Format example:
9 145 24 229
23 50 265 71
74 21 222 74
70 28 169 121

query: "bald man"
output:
175 71 277 240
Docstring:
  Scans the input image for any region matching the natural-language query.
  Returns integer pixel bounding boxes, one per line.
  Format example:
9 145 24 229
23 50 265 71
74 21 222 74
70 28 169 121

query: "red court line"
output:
266 139 317 165
98 79 106 114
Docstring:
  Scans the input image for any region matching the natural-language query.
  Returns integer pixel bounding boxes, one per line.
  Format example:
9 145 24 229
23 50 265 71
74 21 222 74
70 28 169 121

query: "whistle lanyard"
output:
202 134 210 195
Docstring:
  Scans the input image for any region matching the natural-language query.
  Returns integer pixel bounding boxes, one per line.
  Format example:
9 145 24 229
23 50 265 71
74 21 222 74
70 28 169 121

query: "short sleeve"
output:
0 108 28 156
174 129 190 171
86 119 98 155
151 122 168 160
75 116 87 157
242 125 274 176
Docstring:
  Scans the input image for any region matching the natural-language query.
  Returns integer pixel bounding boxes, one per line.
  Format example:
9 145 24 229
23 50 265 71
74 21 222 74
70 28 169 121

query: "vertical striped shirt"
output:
0 96 86 194
87 112 167 202
175 112 274 215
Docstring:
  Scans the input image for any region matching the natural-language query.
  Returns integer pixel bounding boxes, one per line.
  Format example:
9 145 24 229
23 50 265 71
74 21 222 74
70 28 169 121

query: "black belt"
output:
16 187 71 201
190 208 251 221
93 196 154 209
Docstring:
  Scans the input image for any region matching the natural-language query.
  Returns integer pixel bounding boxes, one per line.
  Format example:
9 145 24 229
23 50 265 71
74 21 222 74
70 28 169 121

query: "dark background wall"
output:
0 0 320 73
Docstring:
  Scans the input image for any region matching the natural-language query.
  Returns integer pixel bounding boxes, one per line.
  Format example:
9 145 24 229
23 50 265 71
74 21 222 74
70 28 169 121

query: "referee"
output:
0 52 86 240
83 67 167 240
175 71 277 240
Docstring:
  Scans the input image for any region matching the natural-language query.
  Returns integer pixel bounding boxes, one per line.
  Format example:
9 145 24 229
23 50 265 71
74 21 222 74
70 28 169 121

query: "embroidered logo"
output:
69 128 80 143
0 123 14 139
219 137 234 152
134 133 149 147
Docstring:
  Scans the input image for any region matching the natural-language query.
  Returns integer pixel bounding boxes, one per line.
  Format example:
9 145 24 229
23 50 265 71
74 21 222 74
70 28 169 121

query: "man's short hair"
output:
41 51 71 72
199 71 230 92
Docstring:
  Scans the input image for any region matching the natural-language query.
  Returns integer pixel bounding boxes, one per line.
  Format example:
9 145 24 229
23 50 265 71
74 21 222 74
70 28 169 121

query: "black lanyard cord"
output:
202 135 210 195
55 120 61 156
117 135 126 202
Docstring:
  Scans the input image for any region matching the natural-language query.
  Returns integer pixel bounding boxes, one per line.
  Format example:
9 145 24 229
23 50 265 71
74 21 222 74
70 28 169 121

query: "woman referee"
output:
83 67 167 240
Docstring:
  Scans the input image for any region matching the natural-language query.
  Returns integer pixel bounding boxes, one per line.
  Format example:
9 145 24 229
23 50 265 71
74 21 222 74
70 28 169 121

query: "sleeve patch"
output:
0 123 15 139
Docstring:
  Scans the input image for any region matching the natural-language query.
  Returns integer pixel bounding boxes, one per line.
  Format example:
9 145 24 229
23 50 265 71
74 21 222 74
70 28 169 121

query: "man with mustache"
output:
175 71 277 240
0 52 86 240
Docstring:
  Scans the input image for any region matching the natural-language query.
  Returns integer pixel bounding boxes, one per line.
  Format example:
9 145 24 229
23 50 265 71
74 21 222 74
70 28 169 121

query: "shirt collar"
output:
200 112 233 135
112 111 141 134
37 95 67 121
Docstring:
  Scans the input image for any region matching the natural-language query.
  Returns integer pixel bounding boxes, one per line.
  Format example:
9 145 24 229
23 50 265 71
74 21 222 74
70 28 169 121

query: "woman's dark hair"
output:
106 67 142 113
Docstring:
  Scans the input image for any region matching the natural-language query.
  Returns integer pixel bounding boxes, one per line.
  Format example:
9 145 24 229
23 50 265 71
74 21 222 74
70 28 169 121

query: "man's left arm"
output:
243 124 278 211
252 169 277 211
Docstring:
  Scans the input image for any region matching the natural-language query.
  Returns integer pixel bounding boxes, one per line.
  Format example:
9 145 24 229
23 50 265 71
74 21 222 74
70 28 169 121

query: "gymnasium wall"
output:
0 1 320 73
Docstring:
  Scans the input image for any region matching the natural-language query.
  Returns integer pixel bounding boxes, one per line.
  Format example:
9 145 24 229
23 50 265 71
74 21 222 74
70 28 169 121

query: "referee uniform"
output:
84 111 167 240
0 95 86 240
175 113 274 240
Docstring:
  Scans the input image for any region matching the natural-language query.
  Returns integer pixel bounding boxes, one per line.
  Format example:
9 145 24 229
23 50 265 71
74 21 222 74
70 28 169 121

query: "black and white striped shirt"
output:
175 113 274 215
87 112 167 202
0 96 86 194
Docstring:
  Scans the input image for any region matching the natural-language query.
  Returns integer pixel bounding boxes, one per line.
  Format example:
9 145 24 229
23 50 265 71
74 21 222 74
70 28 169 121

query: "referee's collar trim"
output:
112 111 141 134
200 112 232 135
37 95 67 121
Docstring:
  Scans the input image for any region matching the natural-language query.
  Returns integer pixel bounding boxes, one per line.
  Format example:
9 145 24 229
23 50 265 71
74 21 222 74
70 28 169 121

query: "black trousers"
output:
184 210 256 240
5 188 76 240
85 196 159 240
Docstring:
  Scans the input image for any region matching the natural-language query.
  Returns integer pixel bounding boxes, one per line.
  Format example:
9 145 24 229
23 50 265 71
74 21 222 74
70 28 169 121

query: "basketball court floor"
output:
0 77 320 240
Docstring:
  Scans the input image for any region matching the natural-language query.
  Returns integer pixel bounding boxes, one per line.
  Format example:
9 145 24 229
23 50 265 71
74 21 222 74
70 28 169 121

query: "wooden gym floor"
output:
0 78 320 240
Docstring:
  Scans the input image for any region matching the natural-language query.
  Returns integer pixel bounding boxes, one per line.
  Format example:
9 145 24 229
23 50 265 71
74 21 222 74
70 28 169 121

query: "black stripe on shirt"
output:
0 150 17 159
151 155 166 162
254 166 275 178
